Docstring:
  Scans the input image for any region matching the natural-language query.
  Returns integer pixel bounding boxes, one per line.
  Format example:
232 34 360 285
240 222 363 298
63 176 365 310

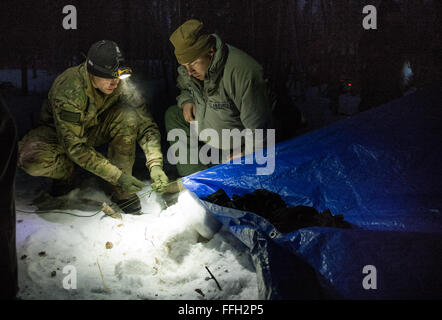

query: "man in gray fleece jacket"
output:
165 19 302 176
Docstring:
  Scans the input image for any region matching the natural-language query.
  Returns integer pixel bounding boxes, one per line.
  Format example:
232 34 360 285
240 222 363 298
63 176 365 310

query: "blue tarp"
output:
182 84 442 299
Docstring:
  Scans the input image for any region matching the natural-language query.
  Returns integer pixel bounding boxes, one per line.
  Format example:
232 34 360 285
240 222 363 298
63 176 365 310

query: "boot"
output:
50 177 76 197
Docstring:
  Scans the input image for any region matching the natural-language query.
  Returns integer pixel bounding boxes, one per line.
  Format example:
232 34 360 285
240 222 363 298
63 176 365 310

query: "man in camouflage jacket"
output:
18 40 169 213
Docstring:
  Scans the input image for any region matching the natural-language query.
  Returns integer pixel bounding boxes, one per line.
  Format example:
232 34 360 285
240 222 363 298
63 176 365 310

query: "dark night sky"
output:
1 0 440 88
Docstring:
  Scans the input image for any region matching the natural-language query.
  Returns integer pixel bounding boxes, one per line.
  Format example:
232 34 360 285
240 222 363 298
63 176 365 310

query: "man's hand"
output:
150 166 169 193
183 103 196 123
117 173 146 194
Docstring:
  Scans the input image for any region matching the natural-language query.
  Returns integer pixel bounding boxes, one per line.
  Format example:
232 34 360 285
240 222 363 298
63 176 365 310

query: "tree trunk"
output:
0 95 19 300
32 57 37 79
21 56 28 95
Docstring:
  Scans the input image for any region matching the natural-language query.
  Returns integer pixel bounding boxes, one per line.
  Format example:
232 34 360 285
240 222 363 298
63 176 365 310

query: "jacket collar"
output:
204 33 228 85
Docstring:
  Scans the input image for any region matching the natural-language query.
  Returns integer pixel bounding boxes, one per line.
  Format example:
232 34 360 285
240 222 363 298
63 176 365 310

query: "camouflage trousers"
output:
164 105 211 177
18 104 138 197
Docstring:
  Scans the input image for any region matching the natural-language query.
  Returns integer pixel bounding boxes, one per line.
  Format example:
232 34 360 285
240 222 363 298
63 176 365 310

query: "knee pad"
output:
18 139 74 179
17 141 40 174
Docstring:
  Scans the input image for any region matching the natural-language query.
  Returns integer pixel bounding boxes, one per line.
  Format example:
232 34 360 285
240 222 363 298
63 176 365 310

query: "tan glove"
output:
150 166 169 193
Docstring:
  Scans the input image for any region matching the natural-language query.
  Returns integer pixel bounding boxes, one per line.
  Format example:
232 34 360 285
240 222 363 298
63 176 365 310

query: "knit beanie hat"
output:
169 19 212 64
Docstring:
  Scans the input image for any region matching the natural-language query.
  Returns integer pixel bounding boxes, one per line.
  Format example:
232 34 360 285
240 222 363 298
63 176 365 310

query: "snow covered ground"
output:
15 172 258 300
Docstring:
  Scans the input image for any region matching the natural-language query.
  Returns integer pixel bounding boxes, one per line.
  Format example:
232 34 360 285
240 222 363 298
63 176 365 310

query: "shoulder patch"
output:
60 110 81 124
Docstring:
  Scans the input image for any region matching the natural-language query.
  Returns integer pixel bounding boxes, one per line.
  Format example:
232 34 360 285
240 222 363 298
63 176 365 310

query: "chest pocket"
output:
209 101 234 110
206 83 239 118
207 96 239 118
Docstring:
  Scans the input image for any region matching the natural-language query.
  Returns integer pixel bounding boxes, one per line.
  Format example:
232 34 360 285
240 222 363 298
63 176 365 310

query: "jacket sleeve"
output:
52 97 123 185
176 71 194 109
134 104 163 170
231 67 273 130
228 67 275 154
119 84 163 170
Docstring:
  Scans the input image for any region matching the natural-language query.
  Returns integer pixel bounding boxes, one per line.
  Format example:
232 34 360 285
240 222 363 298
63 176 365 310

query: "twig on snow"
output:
205 266 222 291
96 258 109 292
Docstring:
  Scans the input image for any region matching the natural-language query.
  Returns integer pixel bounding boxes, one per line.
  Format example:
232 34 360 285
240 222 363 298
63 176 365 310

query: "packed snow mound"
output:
16 181 258 300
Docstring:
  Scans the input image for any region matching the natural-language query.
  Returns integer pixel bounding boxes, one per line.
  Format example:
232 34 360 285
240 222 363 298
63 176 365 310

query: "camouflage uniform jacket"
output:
40 62 163 185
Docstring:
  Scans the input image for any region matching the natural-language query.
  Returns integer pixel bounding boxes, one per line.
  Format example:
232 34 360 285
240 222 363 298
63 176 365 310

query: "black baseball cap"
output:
86 40 131 79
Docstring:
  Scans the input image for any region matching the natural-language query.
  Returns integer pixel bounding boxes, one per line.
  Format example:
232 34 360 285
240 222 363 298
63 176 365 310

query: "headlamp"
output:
115 67 133 79
87 58 133 80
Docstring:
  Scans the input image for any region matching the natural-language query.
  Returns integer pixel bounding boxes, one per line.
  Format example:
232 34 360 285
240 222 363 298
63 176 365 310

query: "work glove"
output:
117 173 146 194
150 165 169 193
